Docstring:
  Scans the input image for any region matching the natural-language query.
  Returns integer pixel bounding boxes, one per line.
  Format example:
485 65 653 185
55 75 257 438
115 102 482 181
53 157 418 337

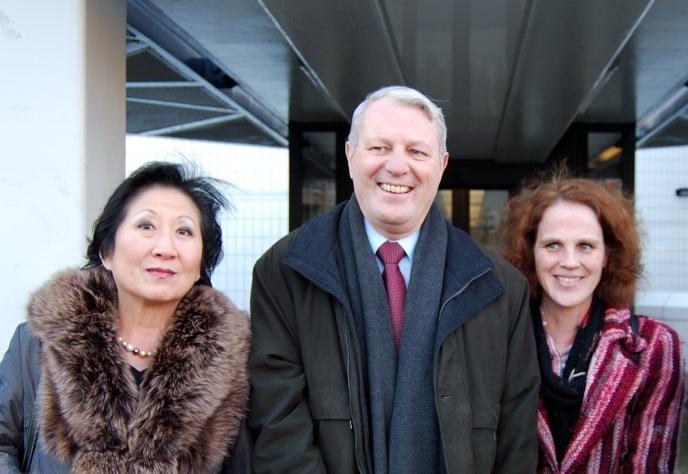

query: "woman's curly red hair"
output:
502 170 642 307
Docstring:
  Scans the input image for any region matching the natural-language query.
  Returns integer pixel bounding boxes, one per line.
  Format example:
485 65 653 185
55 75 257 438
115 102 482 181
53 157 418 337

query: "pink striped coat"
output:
537 307 685 473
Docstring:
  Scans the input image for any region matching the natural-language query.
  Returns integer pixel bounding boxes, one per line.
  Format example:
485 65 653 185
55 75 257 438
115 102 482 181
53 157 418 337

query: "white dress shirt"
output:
364 220 419 287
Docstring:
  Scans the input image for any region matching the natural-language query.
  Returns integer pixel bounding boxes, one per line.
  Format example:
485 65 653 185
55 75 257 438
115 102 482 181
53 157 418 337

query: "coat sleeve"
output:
627 321 685 472
0 324 30 473
495 277 540 473
248 250 327 474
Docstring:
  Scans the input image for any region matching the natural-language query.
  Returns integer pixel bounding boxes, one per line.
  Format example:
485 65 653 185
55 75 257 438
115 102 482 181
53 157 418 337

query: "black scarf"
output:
532 300 604 462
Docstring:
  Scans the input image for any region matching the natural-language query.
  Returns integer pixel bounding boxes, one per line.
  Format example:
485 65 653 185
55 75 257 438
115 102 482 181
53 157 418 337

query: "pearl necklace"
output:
118 336 156 358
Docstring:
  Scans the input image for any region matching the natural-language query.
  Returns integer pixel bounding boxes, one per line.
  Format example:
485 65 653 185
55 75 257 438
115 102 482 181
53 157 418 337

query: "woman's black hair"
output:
84 161 230 286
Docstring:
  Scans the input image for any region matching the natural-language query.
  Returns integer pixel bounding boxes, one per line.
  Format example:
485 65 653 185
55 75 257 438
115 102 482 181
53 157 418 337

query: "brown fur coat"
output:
27 267 251 473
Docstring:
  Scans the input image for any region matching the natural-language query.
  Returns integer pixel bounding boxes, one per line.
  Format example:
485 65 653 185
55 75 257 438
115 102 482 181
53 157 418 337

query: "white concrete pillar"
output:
0 0 125 353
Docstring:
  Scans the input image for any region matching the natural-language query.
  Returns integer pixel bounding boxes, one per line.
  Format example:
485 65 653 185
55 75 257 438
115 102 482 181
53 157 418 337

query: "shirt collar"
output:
364 219 419 262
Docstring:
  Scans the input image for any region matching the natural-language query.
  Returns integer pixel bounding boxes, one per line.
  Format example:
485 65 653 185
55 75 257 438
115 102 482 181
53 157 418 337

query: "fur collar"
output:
27 267 251 473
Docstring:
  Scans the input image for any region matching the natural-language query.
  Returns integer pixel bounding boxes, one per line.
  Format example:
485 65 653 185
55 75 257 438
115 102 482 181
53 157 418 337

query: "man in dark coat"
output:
248 85 540 473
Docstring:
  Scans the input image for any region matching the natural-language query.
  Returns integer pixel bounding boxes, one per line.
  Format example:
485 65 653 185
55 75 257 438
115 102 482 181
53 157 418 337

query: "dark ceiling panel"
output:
629 0 688 118
382 0 530 158
495 0 653 162
287 66 352 123
260 0 405 119
581 0 688 124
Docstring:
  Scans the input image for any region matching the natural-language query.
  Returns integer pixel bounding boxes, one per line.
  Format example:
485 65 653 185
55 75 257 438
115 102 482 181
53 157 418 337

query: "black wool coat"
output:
248 200 540 473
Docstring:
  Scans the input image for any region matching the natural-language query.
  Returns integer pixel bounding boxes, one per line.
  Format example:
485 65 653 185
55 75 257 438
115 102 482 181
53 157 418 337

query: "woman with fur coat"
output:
502 172 684 473
0 162 251 473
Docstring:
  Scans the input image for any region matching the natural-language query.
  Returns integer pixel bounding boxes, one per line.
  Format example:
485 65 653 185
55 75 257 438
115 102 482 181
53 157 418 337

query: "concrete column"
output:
0 0 125 353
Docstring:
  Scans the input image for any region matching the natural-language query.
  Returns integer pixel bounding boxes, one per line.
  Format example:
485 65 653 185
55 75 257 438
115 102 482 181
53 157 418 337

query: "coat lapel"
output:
558 309 647 473
434 222 504 350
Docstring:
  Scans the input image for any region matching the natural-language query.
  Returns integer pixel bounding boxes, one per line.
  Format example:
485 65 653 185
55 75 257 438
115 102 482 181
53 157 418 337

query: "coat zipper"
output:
343 315 363 473
438 268 491 317
23 398 40 472
435 267 492 473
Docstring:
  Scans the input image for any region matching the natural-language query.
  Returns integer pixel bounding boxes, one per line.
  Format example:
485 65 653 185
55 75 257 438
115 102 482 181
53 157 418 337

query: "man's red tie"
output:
377 241 407 351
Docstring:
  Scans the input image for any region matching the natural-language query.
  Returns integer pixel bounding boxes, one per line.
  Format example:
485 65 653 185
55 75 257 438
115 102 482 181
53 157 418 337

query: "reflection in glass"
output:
302 132 336 223
470 189 508 253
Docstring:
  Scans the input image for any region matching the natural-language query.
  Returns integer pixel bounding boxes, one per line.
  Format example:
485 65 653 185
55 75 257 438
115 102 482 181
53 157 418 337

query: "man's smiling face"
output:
345 98 448 240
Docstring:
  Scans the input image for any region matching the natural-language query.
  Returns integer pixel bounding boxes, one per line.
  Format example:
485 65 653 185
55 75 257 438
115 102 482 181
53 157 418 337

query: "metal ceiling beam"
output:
126 25 288 146
126 97 235 114
637 81 688 147
126 42 148 56
126 81 204 89
127 0 288 145
140 114 244 136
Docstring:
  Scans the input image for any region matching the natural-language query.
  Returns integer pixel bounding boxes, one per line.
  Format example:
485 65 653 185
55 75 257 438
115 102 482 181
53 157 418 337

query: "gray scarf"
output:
340 197 447 473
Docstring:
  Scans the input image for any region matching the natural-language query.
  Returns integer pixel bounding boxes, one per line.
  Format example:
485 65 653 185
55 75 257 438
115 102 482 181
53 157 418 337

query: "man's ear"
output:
440 152 449 172
345 141 354 178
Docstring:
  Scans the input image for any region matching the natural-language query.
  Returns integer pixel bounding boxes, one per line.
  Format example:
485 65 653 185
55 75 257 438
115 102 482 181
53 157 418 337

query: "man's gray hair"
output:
347 85 447 156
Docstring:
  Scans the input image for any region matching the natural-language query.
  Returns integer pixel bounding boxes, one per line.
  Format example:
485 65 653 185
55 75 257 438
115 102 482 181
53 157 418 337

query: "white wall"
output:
635 145 688 352
0 1 125 354
635 146 688 292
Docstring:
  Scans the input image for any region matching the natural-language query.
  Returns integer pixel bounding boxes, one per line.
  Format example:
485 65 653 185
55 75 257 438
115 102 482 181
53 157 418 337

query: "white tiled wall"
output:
635 145 688 350
636 146 688 293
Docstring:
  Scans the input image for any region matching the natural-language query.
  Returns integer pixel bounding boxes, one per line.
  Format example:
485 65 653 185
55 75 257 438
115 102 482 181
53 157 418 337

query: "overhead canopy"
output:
126 0 688 160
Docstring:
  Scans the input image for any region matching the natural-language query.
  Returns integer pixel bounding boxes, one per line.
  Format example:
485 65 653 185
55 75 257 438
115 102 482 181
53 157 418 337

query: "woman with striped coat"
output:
503 172 684 473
